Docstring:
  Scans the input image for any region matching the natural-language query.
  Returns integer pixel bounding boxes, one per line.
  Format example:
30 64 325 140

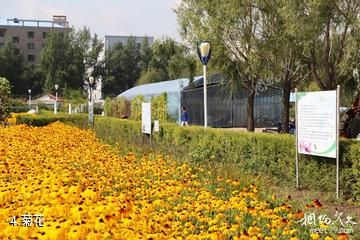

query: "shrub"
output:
63 89 87 105
104 97 131 118
8 98 28 113
130 93 168 121
151 93 168 121
0 77 11 122
93 118 360 200
93 102 104 115
130 95 144 120
16 114 88 128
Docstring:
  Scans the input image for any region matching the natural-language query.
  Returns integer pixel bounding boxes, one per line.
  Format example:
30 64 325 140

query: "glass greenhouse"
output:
181 73 282 128
118 73 282 127
118 77 202 121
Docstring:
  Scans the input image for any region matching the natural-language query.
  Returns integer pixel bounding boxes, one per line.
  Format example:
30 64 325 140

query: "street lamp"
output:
88 76 95 126
197 41 211 128
28 89 31 110
54 84 59 114
179 80 184 124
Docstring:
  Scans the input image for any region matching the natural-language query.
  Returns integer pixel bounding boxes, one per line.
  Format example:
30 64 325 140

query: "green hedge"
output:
93 117 360 201
16 114 89 128
15 114 360 201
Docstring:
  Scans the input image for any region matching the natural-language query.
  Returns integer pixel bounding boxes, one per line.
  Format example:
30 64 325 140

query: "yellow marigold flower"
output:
310 233 320 240
0 122 323 239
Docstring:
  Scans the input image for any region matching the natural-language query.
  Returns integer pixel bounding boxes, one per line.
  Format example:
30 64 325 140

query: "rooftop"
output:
0 16 69 28
105 35 154 40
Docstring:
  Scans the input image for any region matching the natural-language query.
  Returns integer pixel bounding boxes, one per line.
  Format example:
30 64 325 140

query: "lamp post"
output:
197 41 211 128
179 80 184 124
54 84 59 114
28 89 31 110
88 76 95 126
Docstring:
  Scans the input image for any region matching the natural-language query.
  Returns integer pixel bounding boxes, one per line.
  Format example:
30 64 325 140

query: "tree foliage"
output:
283 0 360 90
104 37 141 95
0 42 24 95
257 0 310 133
177 0 268 131
177 0 360 131
104 37 198 95
136 38 198 86
41 27 103 94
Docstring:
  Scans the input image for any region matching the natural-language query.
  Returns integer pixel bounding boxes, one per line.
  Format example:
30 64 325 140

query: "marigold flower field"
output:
0 122 350 239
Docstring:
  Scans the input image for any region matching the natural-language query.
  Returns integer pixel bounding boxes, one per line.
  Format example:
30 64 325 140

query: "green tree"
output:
177 0 267 131
136 68 167 85
21 64 45 96
0 77 11 122
0 42 24 95
136 38 198 86
123 37 142 89
75 27 104 80
104 37 141 95
284 0 360 90
41 28 104 93
257 0 310 133
41 31 74 92
149 38 178 78
105 36 198 93
140 36 153 70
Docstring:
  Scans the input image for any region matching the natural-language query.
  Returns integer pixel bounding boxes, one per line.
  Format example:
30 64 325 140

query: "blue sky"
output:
1 0 181 40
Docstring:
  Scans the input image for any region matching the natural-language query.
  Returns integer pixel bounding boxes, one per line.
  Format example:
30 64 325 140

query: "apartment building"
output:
0 16 71 64
104 35 154 52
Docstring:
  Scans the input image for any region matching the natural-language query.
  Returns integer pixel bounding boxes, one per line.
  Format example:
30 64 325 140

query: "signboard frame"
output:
141 102 152 144
295 85 340 198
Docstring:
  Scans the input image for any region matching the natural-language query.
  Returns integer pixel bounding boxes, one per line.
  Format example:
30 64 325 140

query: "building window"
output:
0 42 4 48
12 36 19 43
0 30 4 37
43 32 47 39
28 43 35 49
27 55 35 62
42 43 45 48
13 48 20 55
27 31 34 38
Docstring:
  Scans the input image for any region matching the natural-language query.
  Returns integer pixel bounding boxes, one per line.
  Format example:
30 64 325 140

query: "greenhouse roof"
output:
184 72 226 90
183 72 282 91
118 77 202 99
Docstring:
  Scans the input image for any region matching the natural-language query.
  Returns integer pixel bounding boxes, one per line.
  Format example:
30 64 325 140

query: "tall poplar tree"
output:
177 0 267 131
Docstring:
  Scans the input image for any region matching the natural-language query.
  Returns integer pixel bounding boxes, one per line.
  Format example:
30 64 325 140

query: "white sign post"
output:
295 86 340 198
142 102 152 144
154 120 159 132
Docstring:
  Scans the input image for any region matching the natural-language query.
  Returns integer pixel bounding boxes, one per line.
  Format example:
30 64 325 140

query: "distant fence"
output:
10 103 104 114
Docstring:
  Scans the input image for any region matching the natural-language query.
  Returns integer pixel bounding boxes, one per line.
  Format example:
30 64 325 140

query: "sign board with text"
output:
141 102 151 134
296 91 337 158
290 92 296 102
